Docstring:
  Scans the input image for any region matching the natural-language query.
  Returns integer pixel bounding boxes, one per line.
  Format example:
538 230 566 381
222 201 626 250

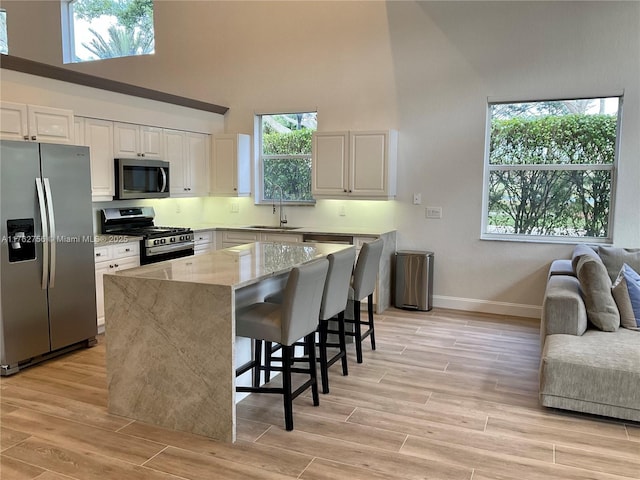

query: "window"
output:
0 8 7 54
61 0 154 64
258 112 317 204
483 97 621 242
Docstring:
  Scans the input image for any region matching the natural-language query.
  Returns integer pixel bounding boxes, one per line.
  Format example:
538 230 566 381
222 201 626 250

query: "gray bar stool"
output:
344 237 384 363
235 258 328 431
263 247 357 394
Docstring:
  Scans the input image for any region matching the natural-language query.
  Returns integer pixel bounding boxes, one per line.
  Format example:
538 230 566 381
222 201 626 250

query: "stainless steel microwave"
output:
114 158 170 200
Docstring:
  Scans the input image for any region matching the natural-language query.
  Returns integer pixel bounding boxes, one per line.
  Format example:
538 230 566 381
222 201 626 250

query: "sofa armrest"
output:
541 275 587 344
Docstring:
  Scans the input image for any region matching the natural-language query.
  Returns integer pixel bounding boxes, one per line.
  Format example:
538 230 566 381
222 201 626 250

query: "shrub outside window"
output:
61 0 154 64
258 112 317 204
483 97 622 243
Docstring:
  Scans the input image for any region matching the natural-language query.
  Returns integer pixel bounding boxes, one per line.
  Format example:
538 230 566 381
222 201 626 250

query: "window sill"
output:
480 233 612 246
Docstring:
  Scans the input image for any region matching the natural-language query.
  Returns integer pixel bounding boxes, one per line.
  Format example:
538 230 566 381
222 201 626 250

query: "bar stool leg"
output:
368 294 376 351
306 332 320 405
337 312 348 375
282 344 294 431
354 300 363 363
253 339 262 388
318 320 330 394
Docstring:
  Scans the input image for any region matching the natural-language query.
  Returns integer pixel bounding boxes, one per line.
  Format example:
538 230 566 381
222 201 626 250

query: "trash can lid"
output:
396 250 434 256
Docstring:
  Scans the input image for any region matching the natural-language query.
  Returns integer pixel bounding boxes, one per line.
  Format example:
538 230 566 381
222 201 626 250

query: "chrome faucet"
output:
272 184 288 228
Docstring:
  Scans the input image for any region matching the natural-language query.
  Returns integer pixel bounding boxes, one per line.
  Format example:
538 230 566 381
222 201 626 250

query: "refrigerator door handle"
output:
43 178 56 288
35 178 49 289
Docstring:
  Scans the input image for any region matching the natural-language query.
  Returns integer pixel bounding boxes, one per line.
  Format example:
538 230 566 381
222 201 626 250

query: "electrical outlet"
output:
413 193 422 205
175 202 181 214
339 205 346 216
425 206 442 219
230 201 239 213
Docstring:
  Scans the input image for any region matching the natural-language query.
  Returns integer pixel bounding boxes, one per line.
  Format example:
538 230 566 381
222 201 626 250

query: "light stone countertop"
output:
114 241 354 289
182 223 395 236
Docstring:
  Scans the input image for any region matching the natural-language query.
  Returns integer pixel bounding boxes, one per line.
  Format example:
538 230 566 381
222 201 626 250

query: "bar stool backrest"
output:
320 248 357 321
352 238 384 300
281 258 329 345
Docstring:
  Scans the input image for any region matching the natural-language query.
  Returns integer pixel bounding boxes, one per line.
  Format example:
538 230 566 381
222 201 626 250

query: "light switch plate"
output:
413 193 422 205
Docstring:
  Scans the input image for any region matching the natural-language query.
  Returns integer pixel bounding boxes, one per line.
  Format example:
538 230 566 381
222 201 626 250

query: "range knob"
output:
170 237 176 243
153 239 159 245
161 238 166 244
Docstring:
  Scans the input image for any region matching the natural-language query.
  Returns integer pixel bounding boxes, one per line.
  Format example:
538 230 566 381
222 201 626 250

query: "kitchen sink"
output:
247 225 301 230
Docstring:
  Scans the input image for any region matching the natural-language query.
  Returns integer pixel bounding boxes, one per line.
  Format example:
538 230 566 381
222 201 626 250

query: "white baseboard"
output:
432 295 542 319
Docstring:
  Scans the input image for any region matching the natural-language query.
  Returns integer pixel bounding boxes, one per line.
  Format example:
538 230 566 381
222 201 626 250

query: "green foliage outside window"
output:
70 0 154 61
488 113 617 238
261 113 316 202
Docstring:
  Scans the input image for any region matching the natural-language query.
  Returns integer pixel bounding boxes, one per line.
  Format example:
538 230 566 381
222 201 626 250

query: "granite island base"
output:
104 242 354 443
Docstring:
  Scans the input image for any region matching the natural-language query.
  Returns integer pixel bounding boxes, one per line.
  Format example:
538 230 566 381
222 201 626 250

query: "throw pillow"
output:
571 244 600 274
598 247 640 283
611 264 640 330
576 254 620 331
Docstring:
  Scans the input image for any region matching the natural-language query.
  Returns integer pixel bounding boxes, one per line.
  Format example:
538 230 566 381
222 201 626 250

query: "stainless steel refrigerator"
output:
0 140 97 375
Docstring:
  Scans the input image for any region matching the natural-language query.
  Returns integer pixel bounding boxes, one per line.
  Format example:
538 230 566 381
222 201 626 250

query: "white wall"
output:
2 1 638 317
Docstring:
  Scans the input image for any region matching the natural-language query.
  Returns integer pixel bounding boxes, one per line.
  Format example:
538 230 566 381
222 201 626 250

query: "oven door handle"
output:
147 242 194 256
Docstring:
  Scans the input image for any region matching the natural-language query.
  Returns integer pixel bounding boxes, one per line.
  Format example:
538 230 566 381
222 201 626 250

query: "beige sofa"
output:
539 246 640 422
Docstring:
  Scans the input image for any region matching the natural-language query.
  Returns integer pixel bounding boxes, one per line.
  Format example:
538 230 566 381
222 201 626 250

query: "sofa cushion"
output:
575 255 619 331
548 259 575 278
540 329 640 413
598 247 640 283
612 264 640 330
571 244 600 274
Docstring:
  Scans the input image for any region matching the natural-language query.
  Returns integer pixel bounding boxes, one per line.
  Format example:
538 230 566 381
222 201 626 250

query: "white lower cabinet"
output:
194 230 215 255
94 241 140 331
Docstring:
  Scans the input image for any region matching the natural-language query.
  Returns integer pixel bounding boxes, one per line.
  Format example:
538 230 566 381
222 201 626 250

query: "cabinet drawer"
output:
261 233 302 243
94 245 110 261
222 230 259 243
113 242 139 258
194 231 213 245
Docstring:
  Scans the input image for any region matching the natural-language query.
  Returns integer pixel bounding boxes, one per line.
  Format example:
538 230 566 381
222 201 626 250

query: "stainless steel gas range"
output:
101 207 194 264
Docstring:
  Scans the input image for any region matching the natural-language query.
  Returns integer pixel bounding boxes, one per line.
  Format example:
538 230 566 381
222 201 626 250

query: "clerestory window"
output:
0 8 7 54
61 0 154 64
482 96 622 243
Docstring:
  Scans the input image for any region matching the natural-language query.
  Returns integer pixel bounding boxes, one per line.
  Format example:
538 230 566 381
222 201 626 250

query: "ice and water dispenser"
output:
6 219 36 263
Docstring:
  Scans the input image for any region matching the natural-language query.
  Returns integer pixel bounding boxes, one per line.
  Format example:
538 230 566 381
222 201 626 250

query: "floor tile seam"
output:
1 402 135 439
3 434 181 476
260 429 471 479
349 409 557 452
554 442 640 466
485 412 634 445
1 449 74 479
143 441 306 479
398 432 556 469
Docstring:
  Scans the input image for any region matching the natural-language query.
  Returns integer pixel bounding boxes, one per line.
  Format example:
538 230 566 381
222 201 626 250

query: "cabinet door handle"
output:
96 253 102 257
109 264 114 268
344 189 347 192
23 135 29 141
141 153 145 157
114 263 119 268
125 248 131 252
31 135 37 141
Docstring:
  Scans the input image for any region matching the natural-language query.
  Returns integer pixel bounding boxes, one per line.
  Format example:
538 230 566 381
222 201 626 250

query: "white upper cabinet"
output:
1 102 75 144
114 122 163 159
210 133 251 196
312 130 398 199
165 129 210 197
84 118 115 201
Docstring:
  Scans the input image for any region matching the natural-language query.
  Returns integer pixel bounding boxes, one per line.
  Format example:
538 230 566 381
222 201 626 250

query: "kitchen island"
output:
103 241 354 443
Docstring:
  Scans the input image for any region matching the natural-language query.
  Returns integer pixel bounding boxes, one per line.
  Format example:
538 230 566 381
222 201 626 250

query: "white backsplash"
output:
93 196 397 233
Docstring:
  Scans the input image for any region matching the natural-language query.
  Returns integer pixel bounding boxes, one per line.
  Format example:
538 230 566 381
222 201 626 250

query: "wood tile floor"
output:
1 308 639 479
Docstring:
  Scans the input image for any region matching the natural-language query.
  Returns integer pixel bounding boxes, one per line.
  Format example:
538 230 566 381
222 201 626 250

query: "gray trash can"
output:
394 250 433 311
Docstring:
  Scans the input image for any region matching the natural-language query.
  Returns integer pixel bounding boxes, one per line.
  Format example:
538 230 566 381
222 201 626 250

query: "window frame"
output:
480 95 623 245
255 111 317 206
